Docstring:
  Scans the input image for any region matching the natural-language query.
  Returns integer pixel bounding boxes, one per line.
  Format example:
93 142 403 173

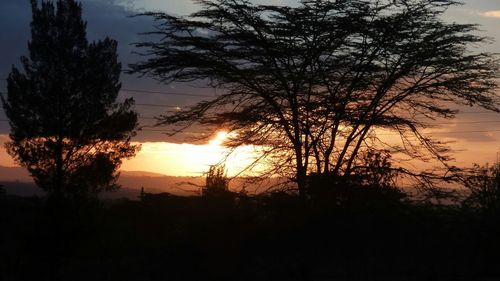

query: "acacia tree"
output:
131 0 499 198
1 0 139 201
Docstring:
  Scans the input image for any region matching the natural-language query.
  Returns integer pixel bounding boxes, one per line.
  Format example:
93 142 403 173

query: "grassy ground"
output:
1 190 500 281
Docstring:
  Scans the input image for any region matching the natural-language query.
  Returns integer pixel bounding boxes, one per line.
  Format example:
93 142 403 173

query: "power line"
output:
437 120 500 125
1 92 499 115
377 129 500 136
121 88 213 98
1 81 215 98
2 80 500 114
2 80 500 130
0 116 158 122
135 103 180 108
2 117 500 125
0 117 158 121
455 111 500 114
138 126 500 135
0 121 497 135
139 128 205 134
2 118 500 136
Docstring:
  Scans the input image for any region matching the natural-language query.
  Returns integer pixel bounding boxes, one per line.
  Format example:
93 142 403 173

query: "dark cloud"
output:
0 0 32 134
0 0 154 73
0 0 150 78
0 0 213 142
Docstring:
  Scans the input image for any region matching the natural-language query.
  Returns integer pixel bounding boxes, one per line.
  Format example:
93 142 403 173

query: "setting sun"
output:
121 131 261 177
209 131 229 146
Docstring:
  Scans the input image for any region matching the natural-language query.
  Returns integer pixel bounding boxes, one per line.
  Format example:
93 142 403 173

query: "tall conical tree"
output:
1 0 139 202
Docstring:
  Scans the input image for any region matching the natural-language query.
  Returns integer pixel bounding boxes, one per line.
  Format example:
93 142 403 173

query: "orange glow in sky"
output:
0 127 499 177
121 131 261 177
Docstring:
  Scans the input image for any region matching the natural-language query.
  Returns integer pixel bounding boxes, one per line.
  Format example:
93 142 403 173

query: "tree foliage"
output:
131 0 499 197
1 0 139 200
463 162 500 214
350 149 397 189
203 164 230 197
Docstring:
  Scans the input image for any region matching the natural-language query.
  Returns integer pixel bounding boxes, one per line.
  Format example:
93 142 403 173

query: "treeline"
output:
2 169 500 281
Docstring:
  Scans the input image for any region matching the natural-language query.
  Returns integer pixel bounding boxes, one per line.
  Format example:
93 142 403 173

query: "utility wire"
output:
2 118 500 125
377 129 500 136
135 103 180 108
2 118 500 135
121 88 213 98
1 81 214 99
2 80 500 114
0 117 157 121
2 80 500 135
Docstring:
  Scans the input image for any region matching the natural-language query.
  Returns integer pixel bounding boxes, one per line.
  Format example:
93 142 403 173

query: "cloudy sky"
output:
0 0 499 175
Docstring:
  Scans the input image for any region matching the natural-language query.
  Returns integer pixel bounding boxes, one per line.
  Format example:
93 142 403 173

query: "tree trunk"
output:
295 145 307 201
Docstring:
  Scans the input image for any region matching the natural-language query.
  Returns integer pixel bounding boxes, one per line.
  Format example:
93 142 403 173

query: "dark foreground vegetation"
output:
2 185 500 281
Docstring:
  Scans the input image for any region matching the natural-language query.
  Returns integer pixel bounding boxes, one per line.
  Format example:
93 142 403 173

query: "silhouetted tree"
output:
308 149 403 207
131 0 499 198
463 162 500 215
1 0 139 202
203 164 230 197
350 149 397 189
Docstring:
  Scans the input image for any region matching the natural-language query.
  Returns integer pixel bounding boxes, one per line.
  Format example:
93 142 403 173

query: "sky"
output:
0 0 500 176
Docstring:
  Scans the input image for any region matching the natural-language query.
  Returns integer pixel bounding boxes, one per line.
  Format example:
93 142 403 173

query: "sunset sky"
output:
1 0 500 177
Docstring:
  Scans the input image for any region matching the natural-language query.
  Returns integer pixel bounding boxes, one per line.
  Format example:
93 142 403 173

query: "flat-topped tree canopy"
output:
131 0 499 198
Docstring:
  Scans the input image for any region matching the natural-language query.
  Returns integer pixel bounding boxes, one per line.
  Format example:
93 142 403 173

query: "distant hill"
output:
0 181 44 197
119 171 168 178
117 174 205 196
0 166 32 182
0 166 203 198
0 166 286 199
